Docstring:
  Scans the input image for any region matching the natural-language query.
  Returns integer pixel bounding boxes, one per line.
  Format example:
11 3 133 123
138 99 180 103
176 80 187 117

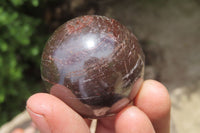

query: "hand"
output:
26 80 171 133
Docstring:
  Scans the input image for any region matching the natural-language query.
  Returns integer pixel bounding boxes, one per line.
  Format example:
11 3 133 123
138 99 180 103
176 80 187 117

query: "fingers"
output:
115 106 155 133
134 80 171 133
26 80 170 133
26 93 90 133
96 106 155 133
96 80 170 133
96 107 155 133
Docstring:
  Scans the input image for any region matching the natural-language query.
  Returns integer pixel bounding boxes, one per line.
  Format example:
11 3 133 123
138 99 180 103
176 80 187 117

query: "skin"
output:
24 80 170 133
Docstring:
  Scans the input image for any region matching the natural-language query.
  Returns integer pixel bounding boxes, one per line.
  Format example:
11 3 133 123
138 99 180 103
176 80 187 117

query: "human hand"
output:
26 80 171 133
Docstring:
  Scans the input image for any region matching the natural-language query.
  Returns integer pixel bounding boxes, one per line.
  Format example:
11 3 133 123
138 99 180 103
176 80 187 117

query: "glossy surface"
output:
41 15 145 118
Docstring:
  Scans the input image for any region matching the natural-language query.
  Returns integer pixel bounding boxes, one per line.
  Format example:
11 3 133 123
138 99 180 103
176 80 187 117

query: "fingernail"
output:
26 107 51 133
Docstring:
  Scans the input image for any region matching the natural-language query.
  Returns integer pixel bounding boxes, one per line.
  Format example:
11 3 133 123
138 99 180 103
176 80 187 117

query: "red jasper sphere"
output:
41 15 145 118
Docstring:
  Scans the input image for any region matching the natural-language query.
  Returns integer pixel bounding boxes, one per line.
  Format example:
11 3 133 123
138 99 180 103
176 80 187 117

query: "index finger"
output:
134 80 171 133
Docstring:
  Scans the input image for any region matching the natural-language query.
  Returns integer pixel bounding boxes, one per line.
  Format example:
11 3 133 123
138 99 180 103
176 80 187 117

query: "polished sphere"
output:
41 15 145 118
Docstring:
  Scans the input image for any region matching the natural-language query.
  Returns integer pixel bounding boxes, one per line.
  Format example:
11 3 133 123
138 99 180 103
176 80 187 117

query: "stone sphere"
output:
41 15 145 118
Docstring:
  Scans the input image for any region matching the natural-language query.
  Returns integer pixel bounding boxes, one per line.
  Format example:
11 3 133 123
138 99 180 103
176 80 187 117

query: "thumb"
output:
26 93 90 133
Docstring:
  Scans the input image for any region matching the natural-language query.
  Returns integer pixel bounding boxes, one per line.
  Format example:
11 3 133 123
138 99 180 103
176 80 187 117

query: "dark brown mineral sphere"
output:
41 15 145 118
